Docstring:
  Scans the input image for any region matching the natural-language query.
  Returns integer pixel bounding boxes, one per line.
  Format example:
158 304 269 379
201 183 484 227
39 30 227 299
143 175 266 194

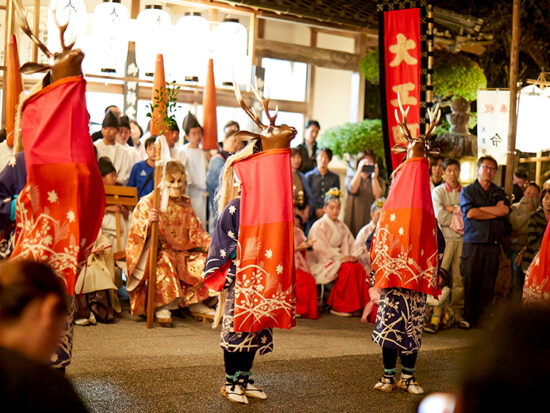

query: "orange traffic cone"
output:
150 54 167 136
6 35 23 148
202 58 218 151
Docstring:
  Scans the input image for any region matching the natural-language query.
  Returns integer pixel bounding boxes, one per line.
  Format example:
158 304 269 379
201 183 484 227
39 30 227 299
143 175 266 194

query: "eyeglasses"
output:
480 164 497 171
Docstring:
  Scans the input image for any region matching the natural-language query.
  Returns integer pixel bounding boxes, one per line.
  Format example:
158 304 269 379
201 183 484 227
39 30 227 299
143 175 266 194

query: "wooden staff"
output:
146 141 162 328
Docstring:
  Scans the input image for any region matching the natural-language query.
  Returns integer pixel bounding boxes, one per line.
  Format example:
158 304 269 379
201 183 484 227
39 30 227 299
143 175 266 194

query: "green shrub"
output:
318 118 384 158
359 49 380 85
433 52 487 102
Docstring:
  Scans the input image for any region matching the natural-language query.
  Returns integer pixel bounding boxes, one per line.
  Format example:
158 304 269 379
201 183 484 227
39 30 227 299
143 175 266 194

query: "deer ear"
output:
233 130 261 142
391 144 407 154
20 62 50 74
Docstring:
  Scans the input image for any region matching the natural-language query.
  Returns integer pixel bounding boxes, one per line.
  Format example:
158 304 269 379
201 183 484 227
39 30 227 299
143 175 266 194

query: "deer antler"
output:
424 104 441 139
13 0 51 58
393 93 413 142
250 85 279 126
53 10 75 52
232 77 264 129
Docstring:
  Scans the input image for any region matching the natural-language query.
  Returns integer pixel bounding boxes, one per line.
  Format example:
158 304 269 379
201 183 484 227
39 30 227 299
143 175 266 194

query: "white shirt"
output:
0 141 13 172
94 140 132 185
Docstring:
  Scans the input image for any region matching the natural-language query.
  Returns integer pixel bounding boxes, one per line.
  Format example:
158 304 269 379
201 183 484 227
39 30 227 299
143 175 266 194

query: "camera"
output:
362 165 375 174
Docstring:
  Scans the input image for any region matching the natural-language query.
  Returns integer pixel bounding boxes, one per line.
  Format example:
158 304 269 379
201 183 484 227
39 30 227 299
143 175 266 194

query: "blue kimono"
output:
204 198 273 354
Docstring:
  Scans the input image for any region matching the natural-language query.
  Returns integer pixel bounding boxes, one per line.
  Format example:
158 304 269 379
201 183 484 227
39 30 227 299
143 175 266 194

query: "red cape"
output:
11 76 104 295
232 149 296 332
370 157 440 296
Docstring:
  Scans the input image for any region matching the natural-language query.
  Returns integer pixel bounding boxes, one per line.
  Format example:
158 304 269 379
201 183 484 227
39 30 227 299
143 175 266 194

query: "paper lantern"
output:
135 5 171 77
212 18 249 86
47 0 87 53
516 85 550 153
88 0 130 75
169 13 210 83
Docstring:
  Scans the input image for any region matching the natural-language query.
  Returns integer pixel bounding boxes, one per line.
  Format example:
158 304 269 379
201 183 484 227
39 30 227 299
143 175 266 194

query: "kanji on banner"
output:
477 89 509 165
378 1 432 173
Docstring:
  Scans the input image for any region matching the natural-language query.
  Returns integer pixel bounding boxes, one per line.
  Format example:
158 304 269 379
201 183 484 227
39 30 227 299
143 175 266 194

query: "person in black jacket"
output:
296 120 320 173
0 260 88 412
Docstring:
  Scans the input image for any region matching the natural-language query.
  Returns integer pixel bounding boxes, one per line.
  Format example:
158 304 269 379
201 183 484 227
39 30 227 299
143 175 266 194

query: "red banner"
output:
381 6 422 170
232 149 296 332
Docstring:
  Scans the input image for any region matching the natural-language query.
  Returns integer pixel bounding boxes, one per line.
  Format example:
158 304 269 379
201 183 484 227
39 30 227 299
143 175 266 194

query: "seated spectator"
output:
521 187 550 273
305 148 340 231
344 150 385 236
291 148 313 227
508 182 540 295
127 136 156 200
307 188 369 316
424 268 452 334
429 156 444 191
354 198 385 274
74 229 121 326
294 215 318 319
98 157 129 255
512 166 529 203
0 260 88 412
93 111 132 185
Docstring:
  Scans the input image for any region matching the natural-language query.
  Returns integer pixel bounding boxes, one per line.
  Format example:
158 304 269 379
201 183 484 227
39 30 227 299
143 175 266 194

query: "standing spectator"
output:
129 119 146 161
116 116 141 166
429 156 444 191
432 158 466 327
512 166 529 203
181 112 208 228
508 183 540 295
305 148 340 231
164 121 188 166
460 155 510 328
206 121 243 234
520 187 550 273
127 136 157 200
344 150 385 236
93 111 132 185
297 120 320 173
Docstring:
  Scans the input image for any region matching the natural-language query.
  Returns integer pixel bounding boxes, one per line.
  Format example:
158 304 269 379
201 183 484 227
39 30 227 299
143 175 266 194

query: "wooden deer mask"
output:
14 0 84 83
391 94 441 160
232 83 297 151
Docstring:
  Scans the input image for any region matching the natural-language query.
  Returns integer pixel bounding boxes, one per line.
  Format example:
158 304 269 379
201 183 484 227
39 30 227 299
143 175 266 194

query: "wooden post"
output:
146 141 162 328
504 0 521 196
306 28 317 121
2 0 15 129
32 0 40 62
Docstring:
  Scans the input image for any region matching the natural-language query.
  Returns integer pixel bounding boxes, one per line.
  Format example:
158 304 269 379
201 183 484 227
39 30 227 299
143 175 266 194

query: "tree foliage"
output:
359 49 379 85
318 118 384 158
433 51 487 102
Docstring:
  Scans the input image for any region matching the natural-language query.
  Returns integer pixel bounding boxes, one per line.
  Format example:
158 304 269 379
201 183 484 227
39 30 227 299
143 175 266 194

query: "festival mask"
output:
165 171 186 197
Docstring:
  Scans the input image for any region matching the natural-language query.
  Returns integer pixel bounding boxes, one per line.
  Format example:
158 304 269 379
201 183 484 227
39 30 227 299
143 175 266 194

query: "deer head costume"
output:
12 1 85 153
390 94 441 161
232 84 297 151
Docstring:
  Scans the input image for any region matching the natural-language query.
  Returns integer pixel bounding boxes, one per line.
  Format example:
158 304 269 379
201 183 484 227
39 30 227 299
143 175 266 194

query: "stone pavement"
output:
69 313 479 413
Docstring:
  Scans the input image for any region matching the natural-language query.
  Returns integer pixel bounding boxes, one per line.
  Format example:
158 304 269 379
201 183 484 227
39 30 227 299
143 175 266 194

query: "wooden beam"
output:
255 38 361 72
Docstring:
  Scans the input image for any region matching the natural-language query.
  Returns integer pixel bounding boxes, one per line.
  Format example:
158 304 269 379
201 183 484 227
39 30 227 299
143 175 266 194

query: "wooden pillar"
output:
504 0 521 196
32 0 41 62
306 28 317 121
131 0 140 19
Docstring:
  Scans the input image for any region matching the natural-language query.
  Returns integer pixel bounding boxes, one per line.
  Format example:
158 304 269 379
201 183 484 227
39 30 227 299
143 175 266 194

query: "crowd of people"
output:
1 101 549 408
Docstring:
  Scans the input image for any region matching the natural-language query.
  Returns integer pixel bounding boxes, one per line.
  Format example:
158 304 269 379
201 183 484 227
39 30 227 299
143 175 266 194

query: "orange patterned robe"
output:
125 194 211 316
